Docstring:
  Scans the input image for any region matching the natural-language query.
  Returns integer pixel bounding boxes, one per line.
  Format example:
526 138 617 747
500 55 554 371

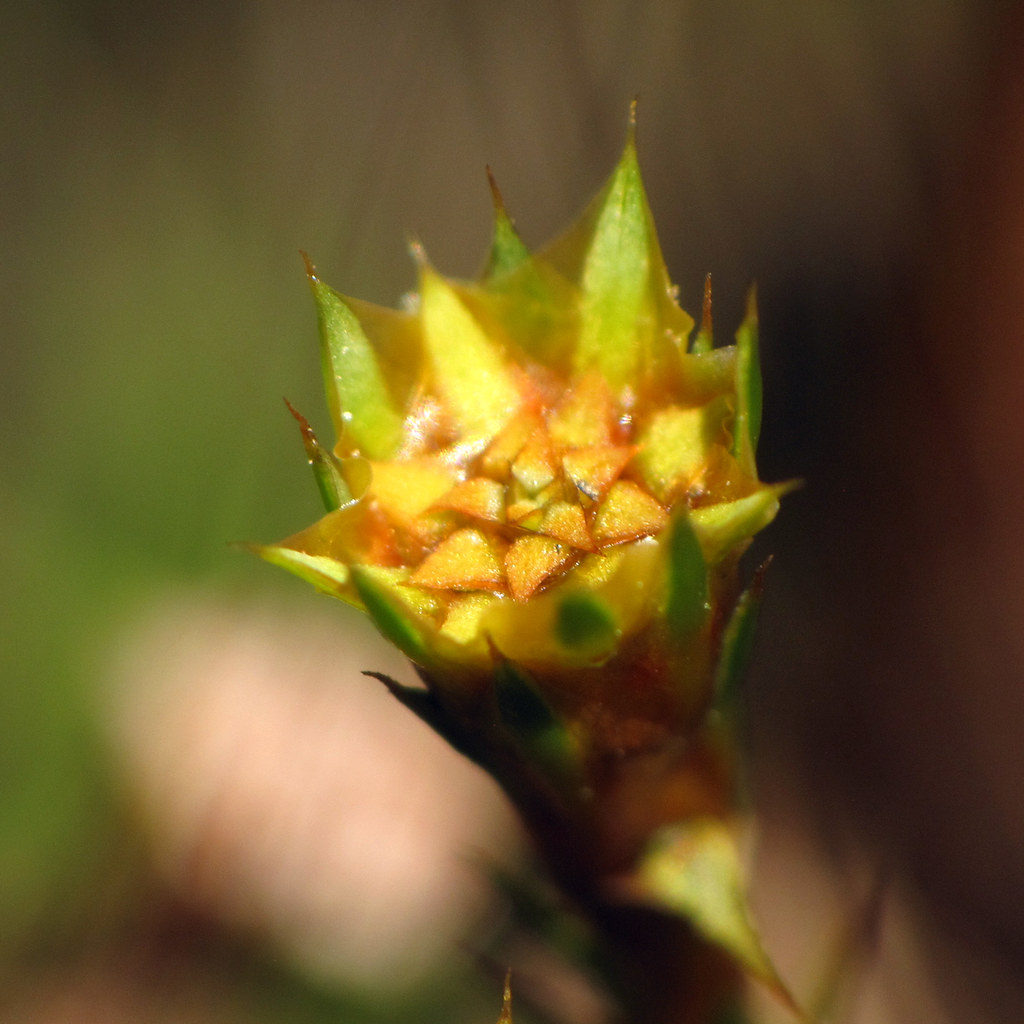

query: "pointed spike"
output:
691 273 714 354
304 255 404 460
483 166 530 279
364 670 492 769
497 969 514 1024
563 444 637 504
363 670 450 732
485 165 501 202
285 398 350 511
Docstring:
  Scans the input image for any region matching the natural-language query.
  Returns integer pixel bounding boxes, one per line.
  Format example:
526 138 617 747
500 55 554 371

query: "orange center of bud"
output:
359 369 713 604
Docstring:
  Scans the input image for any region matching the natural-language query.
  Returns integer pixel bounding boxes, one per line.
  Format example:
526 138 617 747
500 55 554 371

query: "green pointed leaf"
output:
715 561 769 708
340 294 424 405
573 133 653 390
252 544 351 597
483 168 530 279
367 668 508 775
305 257 404 460
351 566 429 664
638 820 803 1016
731 287 762 478
494 658 581 787
691 488 784 564
494 660 554 736
285 399 372 512
665 509 709 635
555 592 619 660
418 263 522 441
363 669 466 749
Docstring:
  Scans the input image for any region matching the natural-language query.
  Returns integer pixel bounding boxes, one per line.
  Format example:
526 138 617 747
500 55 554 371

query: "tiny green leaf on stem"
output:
494 657 581 788
714 559 770 708
285 399 350 511
555 591 619 659
665 508 709 636
731 287 762 478
690 487 784 565
351 566 429 665
638 820 804 1017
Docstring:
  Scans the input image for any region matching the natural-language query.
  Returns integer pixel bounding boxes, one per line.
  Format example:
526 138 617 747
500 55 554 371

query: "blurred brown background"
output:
3 1 1024 1021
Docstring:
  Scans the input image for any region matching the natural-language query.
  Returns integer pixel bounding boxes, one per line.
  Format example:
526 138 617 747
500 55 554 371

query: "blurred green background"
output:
2 2 1020 1021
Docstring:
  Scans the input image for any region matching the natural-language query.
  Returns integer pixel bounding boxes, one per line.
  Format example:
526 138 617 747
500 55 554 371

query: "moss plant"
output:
257 109 795 1024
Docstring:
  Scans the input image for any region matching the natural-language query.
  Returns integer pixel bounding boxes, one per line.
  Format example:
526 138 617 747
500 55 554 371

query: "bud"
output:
260 121 782 766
